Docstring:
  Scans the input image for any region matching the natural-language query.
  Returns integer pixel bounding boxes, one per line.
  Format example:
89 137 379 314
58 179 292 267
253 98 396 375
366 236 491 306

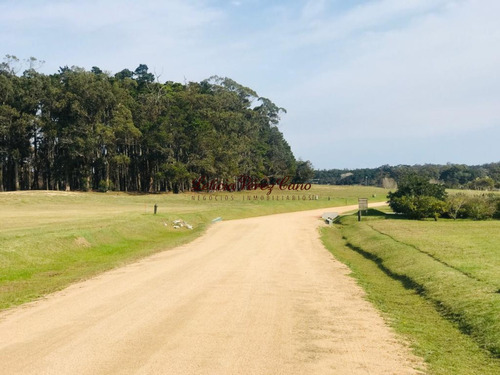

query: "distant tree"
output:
114 69 134 80
390 174 446 200
314 163 500 189
0 55 22 75
461 195 497 220
439 164 478 188
91 66 103 75
293 160 314 183
467 177 495 191
381 177 397 189
0 56 349 193
134 64 155 85
388 174 447 220
446 193 467 220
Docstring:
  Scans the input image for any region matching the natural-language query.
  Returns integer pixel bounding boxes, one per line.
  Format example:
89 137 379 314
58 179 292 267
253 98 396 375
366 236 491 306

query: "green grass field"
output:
4 185 499 374
0 185 387 310
322 209 500 374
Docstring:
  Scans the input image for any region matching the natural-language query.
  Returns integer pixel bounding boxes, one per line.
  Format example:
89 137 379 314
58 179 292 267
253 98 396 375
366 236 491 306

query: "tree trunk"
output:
14 161 20 191
115 165 121 192
149 176 154 193
85 175 91 191
33 168 39 190
105 161 110 190
0 163 3 192
32 129 40 190
65 168 71 191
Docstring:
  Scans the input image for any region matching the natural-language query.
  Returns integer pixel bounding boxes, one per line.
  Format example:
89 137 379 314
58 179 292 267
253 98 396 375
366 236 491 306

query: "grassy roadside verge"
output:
340 212 500 357
321 214 500 374
0 186 387 310
0 212 205 310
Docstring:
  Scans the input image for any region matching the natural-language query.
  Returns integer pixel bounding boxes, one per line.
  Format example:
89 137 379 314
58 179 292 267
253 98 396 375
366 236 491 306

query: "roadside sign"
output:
358 198 368 212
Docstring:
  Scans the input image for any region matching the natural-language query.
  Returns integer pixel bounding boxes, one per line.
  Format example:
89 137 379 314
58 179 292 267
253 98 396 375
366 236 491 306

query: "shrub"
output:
467 177 495 191
98 180 111 193
461 195 497 220
388 174 447 220
494 197 500 219
446 193 468 220
390 195 446 220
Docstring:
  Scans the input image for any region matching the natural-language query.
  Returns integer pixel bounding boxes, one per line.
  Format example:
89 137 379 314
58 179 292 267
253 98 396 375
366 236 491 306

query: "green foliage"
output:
446 193 468 220
467 177 495 191
98 179 114 192
445 193 499 220
390 195 447 220
387 174 447 219
461 195 498 220
391 174 447 200
293 160 315 183
0 57 298 193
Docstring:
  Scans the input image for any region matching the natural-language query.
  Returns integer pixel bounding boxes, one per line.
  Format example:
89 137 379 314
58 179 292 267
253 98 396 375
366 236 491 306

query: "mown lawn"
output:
0 185 387 310
367 219 500 289
322 210 500 374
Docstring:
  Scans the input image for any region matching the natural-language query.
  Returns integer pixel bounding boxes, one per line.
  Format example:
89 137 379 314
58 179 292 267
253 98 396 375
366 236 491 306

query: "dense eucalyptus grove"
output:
0 56 302 193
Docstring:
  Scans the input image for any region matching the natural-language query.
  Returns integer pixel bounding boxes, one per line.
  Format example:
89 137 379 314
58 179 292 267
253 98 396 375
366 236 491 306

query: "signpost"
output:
358 198 368 211
358 198 368 221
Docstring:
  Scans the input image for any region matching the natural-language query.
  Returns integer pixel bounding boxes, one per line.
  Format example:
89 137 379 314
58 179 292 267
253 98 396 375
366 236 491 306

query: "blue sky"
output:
1 0 499 169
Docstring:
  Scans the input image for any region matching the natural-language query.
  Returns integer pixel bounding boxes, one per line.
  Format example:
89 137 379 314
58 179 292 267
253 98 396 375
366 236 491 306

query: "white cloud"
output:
300 0 327 22
1 0 498 168
0 0 226 77
272 0 453 50
279 0 500 145
0 0 223 32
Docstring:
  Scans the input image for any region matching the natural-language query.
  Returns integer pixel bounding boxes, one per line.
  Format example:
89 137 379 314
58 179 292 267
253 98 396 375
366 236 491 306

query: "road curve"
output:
0 203 421 374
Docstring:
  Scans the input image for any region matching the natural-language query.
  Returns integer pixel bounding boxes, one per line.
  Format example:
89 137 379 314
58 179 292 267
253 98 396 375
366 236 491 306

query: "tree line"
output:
315 163 500 190
0 55 313 193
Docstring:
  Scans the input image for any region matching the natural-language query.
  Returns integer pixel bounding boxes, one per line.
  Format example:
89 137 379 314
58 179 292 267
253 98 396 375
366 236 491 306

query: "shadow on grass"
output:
344 240 425 293
360 208 410 220
343 238 480 351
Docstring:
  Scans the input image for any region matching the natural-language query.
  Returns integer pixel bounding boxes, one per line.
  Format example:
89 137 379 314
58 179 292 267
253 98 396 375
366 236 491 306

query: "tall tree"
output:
0 60 300 192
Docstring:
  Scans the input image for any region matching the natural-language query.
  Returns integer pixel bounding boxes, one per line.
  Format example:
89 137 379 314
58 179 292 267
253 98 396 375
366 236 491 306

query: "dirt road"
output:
0 203 421 374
